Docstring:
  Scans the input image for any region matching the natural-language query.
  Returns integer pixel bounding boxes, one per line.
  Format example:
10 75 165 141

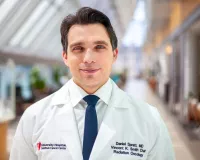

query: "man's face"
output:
62 24 118 93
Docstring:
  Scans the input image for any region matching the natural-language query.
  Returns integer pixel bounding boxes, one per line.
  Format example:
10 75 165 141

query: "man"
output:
10 7 175 160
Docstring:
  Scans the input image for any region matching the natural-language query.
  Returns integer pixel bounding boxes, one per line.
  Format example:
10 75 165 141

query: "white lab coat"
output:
10 79 175 160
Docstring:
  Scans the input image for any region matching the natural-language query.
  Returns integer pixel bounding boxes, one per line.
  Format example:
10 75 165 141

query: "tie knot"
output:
83 95 99 106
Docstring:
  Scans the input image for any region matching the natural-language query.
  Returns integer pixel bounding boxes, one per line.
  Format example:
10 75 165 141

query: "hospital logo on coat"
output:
37 142 42 150
36 142 66 150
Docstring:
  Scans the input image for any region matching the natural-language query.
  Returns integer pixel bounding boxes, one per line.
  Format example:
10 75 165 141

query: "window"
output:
21 6 57 48
0 0 20 25
10 0 49 46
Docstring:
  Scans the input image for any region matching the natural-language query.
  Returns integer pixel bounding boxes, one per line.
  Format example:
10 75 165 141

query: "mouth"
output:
80 69 100 74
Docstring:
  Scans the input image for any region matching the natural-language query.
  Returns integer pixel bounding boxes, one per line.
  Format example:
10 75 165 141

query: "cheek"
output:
68 56 81 66
102 58 113 67
68 61 80 74
71 63 79 70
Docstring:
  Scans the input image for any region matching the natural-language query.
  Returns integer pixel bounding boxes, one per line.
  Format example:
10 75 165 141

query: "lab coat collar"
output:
109 79 128 108
50 81 70 106
94 78 112 105
51 78 128 109
53 79 128 160
68 79 87 107
68 78 112 107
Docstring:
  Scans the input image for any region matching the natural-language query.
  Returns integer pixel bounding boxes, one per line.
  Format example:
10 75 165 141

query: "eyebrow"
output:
69 42 85 49
69 40 109 49
93 40 109 46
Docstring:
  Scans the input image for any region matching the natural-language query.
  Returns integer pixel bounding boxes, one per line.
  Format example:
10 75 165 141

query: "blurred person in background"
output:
10 7 175 160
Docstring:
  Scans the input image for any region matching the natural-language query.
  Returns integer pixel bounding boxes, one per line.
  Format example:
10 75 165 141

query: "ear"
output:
113 48 118 62
62 51 68 66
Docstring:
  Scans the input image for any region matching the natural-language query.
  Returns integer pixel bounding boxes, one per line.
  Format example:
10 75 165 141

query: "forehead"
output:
68 24 110 44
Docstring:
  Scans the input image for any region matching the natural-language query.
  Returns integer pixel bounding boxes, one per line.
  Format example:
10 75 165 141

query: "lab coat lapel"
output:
89 81 127 160
89 106 116 160
56 103 83 160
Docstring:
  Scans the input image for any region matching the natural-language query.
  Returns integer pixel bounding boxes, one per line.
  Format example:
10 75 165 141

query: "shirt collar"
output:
68 78 112 107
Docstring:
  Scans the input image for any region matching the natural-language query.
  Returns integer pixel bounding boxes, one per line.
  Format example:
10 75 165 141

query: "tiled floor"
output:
7 78 199 160
124 78 198 160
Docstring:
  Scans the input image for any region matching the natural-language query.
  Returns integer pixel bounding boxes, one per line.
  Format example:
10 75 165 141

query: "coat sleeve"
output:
147 108 175 160
9 109 37 160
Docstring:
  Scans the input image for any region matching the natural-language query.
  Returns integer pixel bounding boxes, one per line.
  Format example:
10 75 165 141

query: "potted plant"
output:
30 67 46 97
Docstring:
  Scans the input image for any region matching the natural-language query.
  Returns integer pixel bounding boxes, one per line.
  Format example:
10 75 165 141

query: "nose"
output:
83 49 96 64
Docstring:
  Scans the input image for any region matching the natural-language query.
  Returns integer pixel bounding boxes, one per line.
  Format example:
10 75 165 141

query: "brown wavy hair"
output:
60 7 118 52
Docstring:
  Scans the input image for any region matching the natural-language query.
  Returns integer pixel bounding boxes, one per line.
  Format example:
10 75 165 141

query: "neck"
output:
72 78 109 94
82 86 100 94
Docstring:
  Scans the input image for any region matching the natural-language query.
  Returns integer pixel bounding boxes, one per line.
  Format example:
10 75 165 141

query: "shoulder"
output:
124 91 162 125
124 92 166 143
111 80 160 124
21 82 70 121
24 92 56 117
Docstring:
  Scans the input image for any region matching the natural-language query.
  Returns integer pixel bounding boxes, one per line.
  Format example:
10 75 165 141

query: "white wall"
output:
184 31 199 99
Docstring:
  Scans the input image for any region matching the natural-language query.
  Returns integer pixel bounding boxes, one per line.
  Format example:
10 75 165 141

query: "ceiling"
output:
0 0 136 64
145 0 171 45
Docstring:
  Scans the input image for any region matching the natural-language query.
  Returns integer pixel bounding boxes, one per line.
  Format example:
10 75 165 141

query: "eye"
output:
95 45 105 50
72 46 84 52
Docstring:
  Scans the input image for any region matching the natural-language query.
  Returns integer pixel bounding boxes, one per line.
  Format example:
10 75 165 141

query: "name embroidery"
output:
111 142 146 157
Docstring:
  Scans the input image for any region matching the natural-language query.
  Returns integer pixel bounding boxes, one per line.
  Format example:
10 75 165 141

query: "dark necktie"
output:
82 95 100 160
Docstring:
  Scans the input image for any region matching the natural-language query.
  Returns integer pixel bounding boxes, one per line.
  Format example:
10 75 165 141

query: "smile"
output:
80 69 100 73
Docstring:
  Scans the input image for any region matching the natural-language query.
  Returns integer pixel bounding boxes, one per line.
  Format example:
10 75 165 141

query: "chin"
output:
84 80 100 87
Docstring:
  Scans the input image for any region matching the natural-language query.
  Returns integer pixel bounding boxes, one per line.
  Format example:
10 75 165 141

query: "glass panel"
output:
9 0 49 46
133 0 145 22
31 18 60 51
0 66 2 99
0 59 16 122
122 0 147 47
0 0 5 6
21 6 57 48
0 0 20 25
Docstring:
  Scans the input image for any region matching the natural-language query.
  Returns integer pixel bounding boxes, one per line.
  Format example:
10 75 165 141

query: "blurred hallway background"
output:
0 0 200 159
